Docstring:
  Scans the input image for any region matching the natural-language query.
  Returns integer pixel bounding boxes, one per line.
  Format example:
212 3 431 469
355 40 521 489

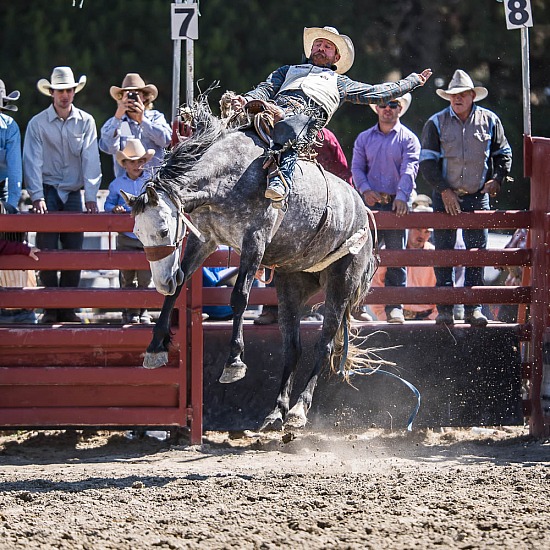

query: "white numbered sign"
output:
504 0 533 30
171 3 198 40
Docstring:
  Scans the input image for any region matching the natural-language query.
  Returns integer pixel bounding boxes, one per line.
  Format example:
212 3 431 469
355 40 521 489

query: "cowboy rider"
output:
231 26 432 208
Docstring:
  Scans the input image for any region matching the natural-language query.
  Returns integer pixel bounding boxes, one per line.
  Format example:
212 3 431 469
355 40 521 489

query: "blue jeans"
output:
0 308 37 324
36 185 84 288
376 201 406 314
270 148 297 190
432 190 489 315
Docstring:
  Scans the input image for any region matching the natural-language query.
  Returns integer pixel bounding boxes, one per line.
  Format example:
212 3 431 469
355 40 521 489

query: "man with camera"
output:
99 73 171 178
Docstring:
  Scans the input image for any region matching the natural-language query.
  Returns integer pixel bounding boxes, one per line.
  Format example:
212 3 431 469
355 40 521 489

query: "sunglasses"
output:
378 101 400 109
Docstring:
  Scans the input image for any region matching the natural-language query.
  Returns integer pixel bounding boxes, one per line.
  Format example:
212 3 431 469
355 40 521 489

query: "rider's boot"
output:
265 149 297 208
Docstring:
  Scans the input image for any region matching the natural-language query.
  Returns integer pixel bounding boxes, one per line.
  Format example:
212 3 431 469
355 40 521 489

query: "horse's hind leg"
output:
260 272 319 431
285 254 367 429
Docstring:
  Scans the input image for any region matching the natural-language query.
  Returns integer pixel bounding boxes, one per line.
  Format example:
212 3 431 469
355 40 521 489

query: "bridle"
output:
142 190 187 263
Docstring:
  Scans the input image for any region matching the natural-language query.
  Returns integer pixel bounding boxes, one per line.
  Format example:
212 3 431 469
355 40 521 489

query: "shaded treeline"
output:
1 0 549 207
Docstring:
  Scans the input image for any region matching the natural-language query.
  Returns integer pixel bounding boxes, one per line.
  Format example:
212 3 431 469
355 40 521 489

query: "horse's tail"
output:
329 251 385 381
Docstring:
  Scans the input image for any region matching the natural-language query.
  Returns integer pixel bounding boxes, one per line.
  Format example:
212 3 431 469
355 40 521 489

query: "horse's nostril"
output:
166 279 176 295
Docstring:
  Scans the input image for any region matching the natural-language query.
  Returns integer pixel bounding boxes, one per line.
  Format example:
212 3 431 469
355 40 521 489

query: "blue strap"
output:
346 367 421 432
338 321 421 431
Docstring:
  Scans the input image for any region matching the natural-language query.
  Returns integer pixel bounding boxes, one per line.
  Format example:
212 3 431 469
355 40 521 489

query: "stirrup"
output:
271 198 288 211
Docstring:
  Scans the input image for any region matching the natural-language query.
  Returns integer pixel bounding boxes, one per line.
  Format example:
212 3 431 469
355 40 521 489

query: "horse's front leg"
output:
143 290 180 369
219 253 264 384
143 235 217 369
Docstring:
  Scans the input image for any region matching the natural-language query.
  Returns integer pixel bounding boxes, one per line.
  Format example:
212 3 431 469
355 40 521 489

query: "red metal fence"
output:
0 213 203 443
0 135 548 439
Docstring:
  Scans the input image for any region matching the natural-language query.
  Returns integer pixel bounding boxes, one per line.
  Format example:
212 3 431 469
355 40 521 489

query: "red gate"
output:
0 214 203 444
0 136 548 439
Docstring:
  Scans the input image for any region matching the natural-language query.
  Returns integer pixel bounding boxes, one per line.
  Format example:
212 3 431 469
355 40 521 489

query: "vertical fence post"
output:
526 136 550 436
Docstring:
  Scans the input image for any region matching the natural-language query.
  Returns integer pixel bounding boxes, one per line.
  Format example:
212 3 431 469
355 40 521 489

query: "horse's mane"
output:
162 100 226 181
132 98 230 215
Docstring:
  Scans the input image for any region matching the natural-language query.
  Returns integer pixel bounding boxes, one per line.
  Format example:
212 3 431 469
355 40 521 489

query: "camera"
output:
127 91 138 101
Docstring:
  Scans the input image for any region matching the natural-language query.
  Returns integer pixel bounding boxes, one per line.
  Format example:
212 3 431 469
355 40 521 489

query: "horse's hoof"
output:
259 413 284 432
142 351 169 369
284 402 308 429
219 362 247 383
284 413 307 429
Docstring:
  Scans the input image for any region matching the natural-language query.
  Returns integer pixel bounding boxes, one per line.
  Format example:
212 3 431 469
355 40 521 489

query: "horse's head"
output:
122 185 186 296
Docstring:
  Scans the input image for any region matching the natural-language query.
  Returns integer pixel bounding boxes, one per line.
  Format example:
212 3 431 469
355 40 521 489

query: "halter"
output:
142 191 187 263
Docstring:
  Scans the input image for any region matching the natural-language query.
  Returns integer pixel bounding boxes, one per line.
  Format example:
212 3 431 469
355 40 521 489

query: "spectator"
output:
369 195 438 321
230 26 431 208
0 234 39 260
351 92 420 324
419 69 512 326
0 79 22 208
0 200 39 324
254 126 351 326
23 66 102 324
100 73 171 179
202 266 235 321
104 139 154 324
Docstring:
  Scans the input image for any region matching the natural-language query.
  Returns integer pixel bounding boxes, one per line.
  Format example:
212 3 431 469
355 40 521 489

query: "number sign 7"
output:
171 4 199 40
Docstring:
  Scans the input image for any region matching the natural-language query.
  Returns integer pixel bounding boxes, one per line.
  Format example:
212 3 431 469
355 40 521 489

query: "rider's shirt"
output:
278 65 340 120
244 62 423 119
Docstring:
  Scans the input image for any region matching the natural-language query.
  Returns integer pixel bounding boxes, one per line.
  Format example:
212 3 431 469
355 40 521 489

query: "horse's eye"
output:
160 229 169 239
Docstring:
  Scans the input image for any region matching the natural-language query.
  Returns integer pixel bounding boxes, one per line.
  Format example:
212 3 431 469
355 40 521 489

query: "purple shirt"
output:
351 121 420 203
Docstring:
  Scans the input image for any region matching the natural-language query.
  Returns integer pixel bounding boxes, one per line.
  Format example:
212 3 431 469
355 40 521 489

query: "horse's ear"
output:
146 185 160 206
120 190 137 207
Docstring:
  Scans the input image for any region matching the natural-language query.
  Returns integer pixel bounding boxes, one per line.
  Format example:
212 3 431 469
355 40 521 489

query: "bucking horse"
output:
122 98 379 431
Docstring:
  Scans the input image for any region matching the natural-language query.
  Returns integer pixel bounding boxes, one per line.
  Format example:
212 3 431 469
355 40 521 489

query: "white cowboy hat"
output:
436 69 488 102
0 79 20 112
116 138 155 166
37 67 87 96
369 93 412 117
303 26 355 75
110 73 158 105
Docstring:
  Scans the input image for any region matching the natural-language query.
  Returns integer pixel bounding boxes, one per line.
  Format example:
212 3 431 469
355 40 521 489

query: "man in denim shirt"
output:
420 69 512 327
0 79 22 208
23 67 102 324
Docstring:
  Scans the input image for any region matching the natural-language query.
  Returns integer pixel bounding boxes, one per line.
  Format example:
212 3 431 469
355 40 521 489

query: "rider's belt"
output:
403 308 434 320
378 193 395 205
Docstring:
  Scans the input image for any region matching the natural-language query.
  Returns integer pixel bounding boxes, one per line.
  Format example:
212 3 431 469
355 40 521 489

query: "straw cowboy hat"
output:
110 73 158 104
115 138 155 166
436 69 488 102
369 93 412 117
303 26 355 75
37 67 87 96
0 80 20 112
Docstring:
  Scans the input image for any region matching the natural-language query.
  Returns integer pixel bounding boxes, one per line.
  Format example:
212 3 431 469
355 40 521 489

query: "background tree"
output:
0 0 548 209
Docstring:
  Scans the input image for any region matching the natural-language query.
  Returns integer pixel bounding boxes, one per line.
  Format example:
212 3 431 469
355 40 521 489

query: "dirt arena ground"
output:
0 426 548 549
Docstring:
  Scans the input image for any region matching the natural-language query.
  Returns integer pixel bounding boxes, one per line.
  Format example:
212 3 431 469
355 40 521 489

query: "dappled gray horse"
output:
123 101 377 430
